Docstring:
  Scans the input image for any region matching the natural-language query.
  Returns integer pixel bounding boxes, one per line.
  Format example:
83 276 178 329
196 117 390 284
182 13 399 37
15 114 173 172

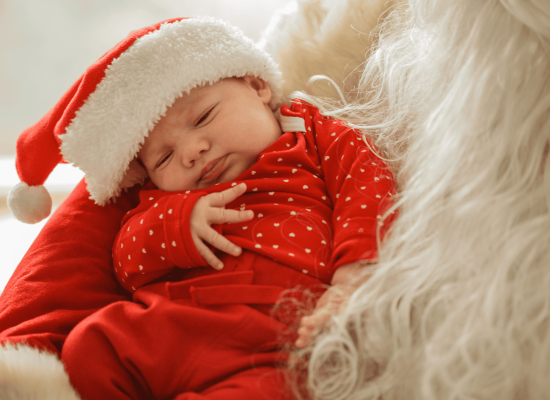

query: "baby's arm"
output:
113 183 252 292
294 104 397 347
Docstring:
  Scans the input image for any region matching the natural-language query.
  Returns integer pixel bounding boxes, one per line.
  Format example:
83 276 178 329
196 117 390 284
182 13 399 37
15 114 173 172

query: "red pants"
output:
61 252 324 399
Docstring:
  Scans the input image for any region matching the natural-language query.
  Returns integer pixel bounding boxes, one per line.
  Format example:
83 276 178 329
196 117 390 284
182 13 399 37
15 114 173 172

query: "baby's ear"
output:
242 75 272 105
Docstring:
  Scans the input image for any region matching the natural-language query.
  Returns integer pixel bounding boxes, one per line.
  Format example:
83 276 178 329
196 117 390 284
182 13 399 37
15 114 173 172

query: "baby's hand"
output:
294 261 373 348
190 183 253 270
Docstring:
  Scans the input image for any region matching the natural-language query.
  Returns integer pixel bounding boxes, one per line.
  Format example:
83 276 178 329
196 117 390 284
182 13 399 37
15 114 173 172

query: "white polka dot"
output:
343 223 349 227
331 132 336 136
289 233 295 237
322 196 326 200
119 262 121 267
288 198 293 202
361 186 366 190
361 205 367 209
284 179 289 182
121 243 123 248
252 171 256 175
140 220 143 224
161 243 166 248
269 192 274 195
258 213 263 218
305 249 311 253
336 194 340 199
132 287 136 291
325 156 330 161
149 230 153 235
351 142 354 145
346 197 351 201
274 223 280 226
322 220 327 224
286 143 290 147
292 169 297 173
346 175 352 179
168 209 173 214
149 197 154 200
298 164 302 167
172 241 176 247
307 226 312 231
303 109 306 112
159 214 163 219
289 253 295 257
278 158 283 162
142 248 146 253
302 269 308 274
257 233 263 237
154 203 158 208
306 209 311 212
376 195 381 198
161 256 165 261
240 207 245 211
252 188 258 191
372 162 376 165
128 255 131 260
361 169 366 173
125 272 128 277
320 262 325 267
313 175 318 179
272 245 279 249
133 236 136 241
255 244 261 249
273 171 278 174
186 190 190 194
303 185 308 189
337 216 341 221
232 183 237 186
139 265 143 271
242 226 248 230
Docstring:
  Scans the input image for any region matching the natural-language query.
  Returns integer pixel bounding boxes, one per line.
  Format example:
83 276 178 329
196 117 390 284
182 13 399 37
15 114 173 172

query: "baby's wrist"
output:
331 259 375 286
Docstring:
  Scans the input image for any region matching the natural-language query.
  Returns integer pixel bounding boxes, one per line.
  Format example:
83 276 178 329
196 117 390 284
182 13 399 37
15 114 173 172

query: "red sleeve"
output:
293 102 397 274
113 185 212 292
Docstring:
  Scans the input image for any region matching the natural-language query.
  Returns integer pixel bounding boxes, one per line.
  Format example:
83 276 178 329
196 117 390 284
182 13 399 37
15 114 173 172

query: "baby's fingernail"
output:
233 247 241 255
217 262 224 270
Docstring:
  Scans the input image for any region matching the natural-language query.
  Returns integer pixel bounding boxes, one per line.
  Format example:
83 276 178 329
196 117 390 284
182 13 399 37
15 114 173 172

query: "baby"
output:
8 17 395 400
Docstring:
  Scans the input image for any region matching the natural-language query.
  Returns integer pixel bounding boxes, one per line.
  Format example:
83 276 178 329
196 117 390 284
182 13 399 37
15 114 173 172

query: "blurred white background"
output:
0 0 293 292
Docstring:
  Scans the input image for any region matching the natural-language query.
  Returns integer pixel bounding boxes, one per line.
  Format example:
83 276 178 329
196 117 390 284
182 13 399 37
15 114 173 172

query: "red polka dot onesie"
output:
61 101 396 400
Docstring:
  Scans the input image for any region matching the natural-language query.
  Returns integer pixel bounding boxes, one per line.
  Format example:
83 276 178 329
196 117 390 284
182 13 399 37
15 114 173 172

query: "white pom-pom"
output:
7 182 52 224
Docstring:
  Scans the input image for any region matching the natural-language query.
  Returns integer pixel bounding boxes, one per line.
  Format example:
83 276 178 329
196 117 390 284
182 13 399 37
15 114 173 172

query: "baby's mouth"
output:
200 155 227 183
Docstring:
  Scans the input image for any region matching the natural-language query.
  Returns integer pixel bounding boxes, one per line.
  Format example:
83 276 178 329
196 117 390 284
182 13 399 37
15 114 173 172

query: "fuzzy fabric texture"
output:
0 343 80 400
260 0 397 103
7 183 52 224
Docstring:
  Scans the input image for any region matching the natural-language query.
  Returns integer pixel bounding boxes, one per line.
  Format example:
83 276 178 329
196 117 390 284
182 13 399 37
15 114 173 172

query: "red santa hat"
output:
8 16 283 224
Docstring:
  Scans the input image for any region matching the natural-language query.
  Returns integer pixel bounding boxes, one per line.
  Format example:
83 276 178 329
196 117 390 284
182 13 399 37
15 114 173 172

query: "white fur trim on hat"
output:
7 182 52 224
0 343 81 399
59 17 283 205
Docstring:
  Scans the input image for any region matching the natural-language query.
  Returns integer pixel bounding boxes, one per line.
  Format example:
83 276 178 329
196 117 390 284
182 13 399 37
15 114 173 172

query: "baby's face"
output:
138 76 282 191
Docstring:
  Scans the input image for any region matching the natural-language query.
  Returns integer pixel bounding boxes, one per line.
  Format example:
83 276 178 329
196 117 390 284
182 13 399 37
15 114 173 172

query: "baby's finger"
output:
295 325 316 348
208 207 254 224
207 183 247 207
201 227 242 257
195 241 224 271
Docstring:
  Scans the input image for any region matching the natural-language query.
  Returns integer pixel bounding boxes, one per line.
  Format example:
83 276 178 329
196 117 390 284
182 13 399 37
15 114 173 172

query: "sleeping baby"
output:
10 17 395 400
